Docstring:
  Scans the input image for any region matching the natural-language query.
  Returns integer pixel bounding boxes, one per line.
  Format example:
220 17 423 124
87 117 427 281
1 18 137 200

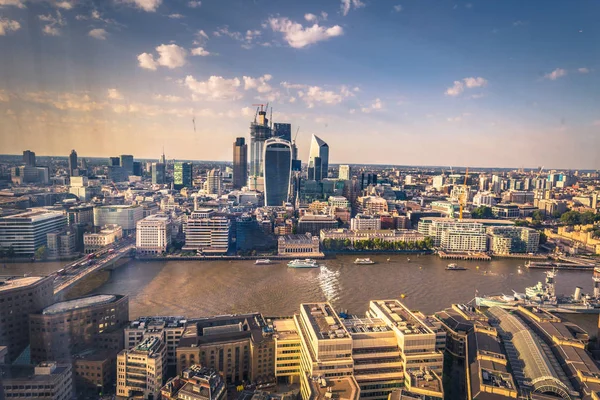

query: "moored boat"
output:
446 263 467 271
255 259 272 265
287 259 319 268
354 258 375 265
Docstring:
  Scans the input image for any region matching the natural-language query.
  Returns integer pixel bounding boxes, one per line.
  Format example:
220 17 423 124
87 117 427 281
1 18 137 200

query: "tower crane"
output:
459 167 469 221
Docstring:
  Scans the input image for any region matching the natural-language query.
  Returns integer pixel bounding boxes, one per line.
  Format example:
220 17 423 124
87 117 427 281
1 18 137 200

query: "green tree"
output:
581 211 596 225
560 211 581 226
531 210 544 224
471 206 494 219
539 232 548 245
35 245 48 260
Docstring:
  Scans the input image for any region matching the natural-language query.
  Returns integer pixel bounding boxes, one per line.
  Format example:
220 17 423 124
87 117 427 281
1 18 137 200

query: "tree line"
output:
322 236 434 251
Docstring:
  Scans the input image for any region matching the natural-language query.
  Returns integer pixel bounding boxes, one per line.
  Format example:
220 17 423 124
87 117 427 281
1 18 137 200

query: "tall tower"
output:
263 138 292 207
233 137 248 190
273 123 292 141
68 149 78 177
339 165 351 181
307 134 329 181
152 163 165 184
22 150 36 167
120 155 134 175
205 169 223 195
248 106 272 191
174 162 193 190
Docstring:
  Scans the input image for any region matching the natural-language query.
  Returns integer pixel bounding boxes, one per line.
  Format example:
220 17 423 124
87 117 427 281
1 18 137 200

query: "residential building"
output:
328 196 350 210
339 165 351 181
161 366 226 400
183 208 230 254
136 214 172 254
0 276 54 362
152 162 166 184
472 191 496 207
418 217 514 248
307 134 329 181
536 199 568 216
357 196 389 214
66 204 94 226
174 162 193 190
431 201 460 218
120 154 134 175
432 175 444 190
233 137 248 189
117 336 167 400
0 362 74 400
351 214 381 230
83 224 123 253
297 215 338 236
93 205 143 234
0 208 66 256
29 294 129 363
46 229 76 259
264 138 292 207
69 149 78 176
277 233 321 256
125 316 187 368
488 226 540 254
320 229 425 247
204 169 223 195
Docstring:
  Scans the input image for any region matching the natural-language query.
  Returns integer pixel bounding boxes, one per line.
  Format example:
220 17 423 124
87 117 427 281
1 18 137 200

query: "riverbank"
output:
136 253 326 261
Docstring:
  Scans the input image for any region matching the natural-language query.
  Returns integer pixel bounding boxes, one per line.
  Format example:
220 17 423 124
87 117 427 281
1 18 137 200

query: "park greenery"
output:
471 206 494 219
322 236 434 251
559 210 599 226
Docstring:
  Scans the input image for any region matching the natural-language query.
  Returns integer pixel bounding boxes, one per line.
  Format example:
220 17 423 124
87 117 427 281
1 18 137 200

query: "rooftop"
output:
369 300 433 336
271 318 299 341
128 316 187 330
422 217 515 226
308 375 359 400
301 303 350 340
0 208 64 222
0 276 45 292
342 317 391 334
281 234 315 244
133 336 162 354
42 294 118 315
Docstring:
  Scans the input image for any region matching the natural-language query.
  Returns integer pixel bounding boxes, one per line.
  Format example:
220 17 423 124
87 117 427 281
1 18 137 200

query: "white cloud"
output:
25 91 106 112
55 1 72 9
445 76 488 96
268 17 343 48
289 97 296 103
0 0 25 8
107 88 123 100
300 86 343 108
243 74 273 93
121 0 162 12
361 98 383 113
88 28 107 40
168 13 183 19
39 10 65 36
191 47 210 56
578 67 590 74
184 75 242 100
321 11 328 20
393 5 402 12
305 13 317 22
340 0 365 16
43 24 61 36
0 18 20 35
137 44 187 70
544 68 567 80
241 107 254 117
197 29 208 39
188 0 201 7
152 94 183 102
0 90 8 102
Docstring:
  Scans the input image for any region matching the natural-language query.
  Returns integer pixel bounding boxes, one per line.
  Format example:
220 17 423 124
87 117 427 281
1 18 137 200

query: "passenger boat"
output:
354 258 375 265
446 263 467 271
287 259 319 268
254 259 272 265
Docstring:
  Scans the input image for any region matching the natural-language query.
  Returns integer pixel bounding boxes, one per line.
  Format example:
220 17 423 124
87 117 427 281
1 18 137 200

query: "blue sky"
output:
0 0 599 169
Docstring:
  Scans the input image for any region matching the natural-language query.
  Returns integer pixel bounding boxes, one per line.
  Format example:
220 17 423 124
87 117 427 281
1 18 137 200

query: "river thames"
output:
6 255 597 319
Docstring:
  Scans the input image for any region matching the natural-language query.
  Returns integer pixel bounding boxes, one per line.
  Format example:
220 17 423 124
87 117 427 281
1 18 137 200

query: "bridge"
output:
52 238 135 296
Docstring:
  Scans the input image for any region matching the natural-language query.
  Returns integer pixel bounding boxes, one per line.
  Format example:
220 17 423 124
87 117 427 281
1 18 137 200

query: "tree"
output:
531 210 544 224
34 245 48 260
471 206 494 219
539 232 548 245
581 211 596 225
560 211 581 226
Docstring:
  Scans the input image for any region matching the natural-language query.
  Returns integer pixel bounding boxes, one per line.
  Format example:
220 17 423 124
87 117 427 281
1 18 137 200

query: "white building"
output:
328 195 350 210
432 175 444 190
0 209 66 256
488 226 540 254
473 191 496 207
350 214 381 230
339 165 351 181
204 169 223 195
93 205 143 234
183 208 230 254
441 228 487 253
117 336 166 400
136 214 172 254
418 217 514 249
83 224 123 253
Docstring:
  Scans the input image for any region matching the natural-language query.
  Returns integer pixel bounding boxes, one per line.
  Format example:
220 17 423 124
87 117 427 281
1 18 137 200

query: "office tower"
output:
23 150 36 166
174 162 193 190
273 122 292 141
183 208 230 254
68 149 78 176
1 362 74 400
109 156 120 166
0 209 67 256
248 106 272 191
80 158 87 170
133 161 142 176
120 154 134 175
117 337 166 400
29 294 128 363
307 134 329 181
339 165 351 180
204 169 223 195
136 214 173 254
263 138 292 207
152 162 166 184
160 148 166 165
0 276 54 362
93 205 143 234
233 137 248 189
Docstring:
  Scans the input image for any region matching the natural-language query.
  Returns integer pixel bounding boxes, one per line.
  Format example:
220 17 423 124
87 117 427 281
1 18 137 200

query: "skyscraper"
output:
339 165 351 180
248 107 272 191
68 149 78 176
152 163 166 184
307 134 329 181
204 169 223 195
109 157 120 166
273 122 292 141
263 138 292 207
22 150 36 167
120 155 134 175
233 137 248 189
174 162 193 189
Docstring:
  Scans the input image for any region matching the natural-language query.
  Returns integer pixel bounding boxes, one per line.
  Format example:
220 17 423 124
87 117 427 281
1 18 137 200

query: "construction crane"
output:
459 167 469 221
251 103 265 123
110 181 120 195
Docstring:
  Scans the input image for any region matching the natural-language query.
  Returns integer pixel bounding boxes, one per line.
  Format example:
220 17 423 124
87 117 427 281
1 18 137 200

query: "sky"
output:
0 0 599 169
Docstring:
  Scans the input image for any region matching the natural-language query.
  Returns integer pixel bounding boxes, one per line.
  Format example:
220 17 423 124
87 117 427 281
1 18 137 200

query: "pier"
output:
437 251 491 261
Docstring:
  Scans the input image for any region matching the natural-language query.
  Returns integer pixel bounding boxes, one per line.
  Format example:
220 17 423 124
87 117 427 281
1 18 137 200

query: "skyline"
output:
0 0 599 168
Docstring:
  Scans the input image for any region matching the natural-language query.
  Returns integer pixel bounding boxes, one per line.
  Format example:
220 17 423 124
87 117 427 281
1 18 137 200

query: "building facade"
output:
1 362 74 400
93 205 143 234
307 134 329 181
136 214 172 254
233 137 248 190
46 229 77 259
488 226 540 254
83 224 123 253
152 162 166 184
0 209 67 256
263 138 292 207
183 208 230 254
161 366 226 400
297 215 338 236
351 214 382 231
204 169 223 195
69 149 78 176
277 233 321 256
248 108 272 191
117 336 166 400
174 162 193 190
339 165 351 181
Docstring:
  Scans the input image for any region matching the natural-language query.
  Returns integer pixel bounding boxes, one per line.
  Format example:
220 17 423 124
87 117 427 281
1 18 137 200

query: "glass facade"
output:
263 138 291 207
173 162 192 189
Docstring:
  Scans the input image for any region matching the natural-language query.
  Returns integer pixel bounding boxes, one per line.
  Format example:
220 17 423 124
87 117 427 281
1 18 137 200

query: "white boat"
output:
288 259 319 268
446 263 467 271
255 259 272 265
354 258 375 265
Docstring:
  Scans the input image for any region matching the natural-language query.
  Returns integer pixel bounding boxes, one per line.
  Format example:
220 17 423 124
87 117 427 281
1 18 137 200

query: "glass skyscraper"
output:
68 149 78 176
152 163 165 184
120 154 134 175
263 138 291 207
308 134 329 181
174 162 192 189
273 122 292 141
233 137 247 189
248 109 272 191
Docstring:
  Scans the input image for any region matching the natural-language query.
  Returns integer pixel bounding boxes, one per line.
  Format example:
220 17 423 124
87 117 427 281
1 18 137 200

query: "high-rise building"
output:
233 138 248 189
248 107 272 191
69 149 78 176
117 336 166 400
183 208 230 254
23 150 36 166
273 122 292 141
119 154 134 175
174 162 193 190
339 165 351 180
133 161 142 176
263 138 292 207
109 156 120 166
0 276 54 362
204 169 223 195
125 317 187 368
136 214 173 254
0 209 67 256
307 134 329 181
93 205 143 234
152 163 166 184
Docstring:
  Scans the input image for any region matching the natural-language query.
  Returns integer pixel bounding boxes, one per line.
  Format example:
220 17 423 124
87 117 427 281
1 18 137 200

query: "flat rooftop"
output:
0 208 64 222
342 317 391 334
370 300 432 336
0 276 45 292
406 369 443 395
302 303 350 340
422 217 515 226
282 234 314 243
42 294 118 315
272 318 299 341
308 375 359 400
128 316 187 330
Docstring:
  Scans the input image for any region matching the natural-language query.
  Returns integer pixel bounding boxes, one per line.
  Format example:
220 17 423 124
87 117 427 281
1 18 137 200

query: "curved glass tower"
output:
263 138 292 207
